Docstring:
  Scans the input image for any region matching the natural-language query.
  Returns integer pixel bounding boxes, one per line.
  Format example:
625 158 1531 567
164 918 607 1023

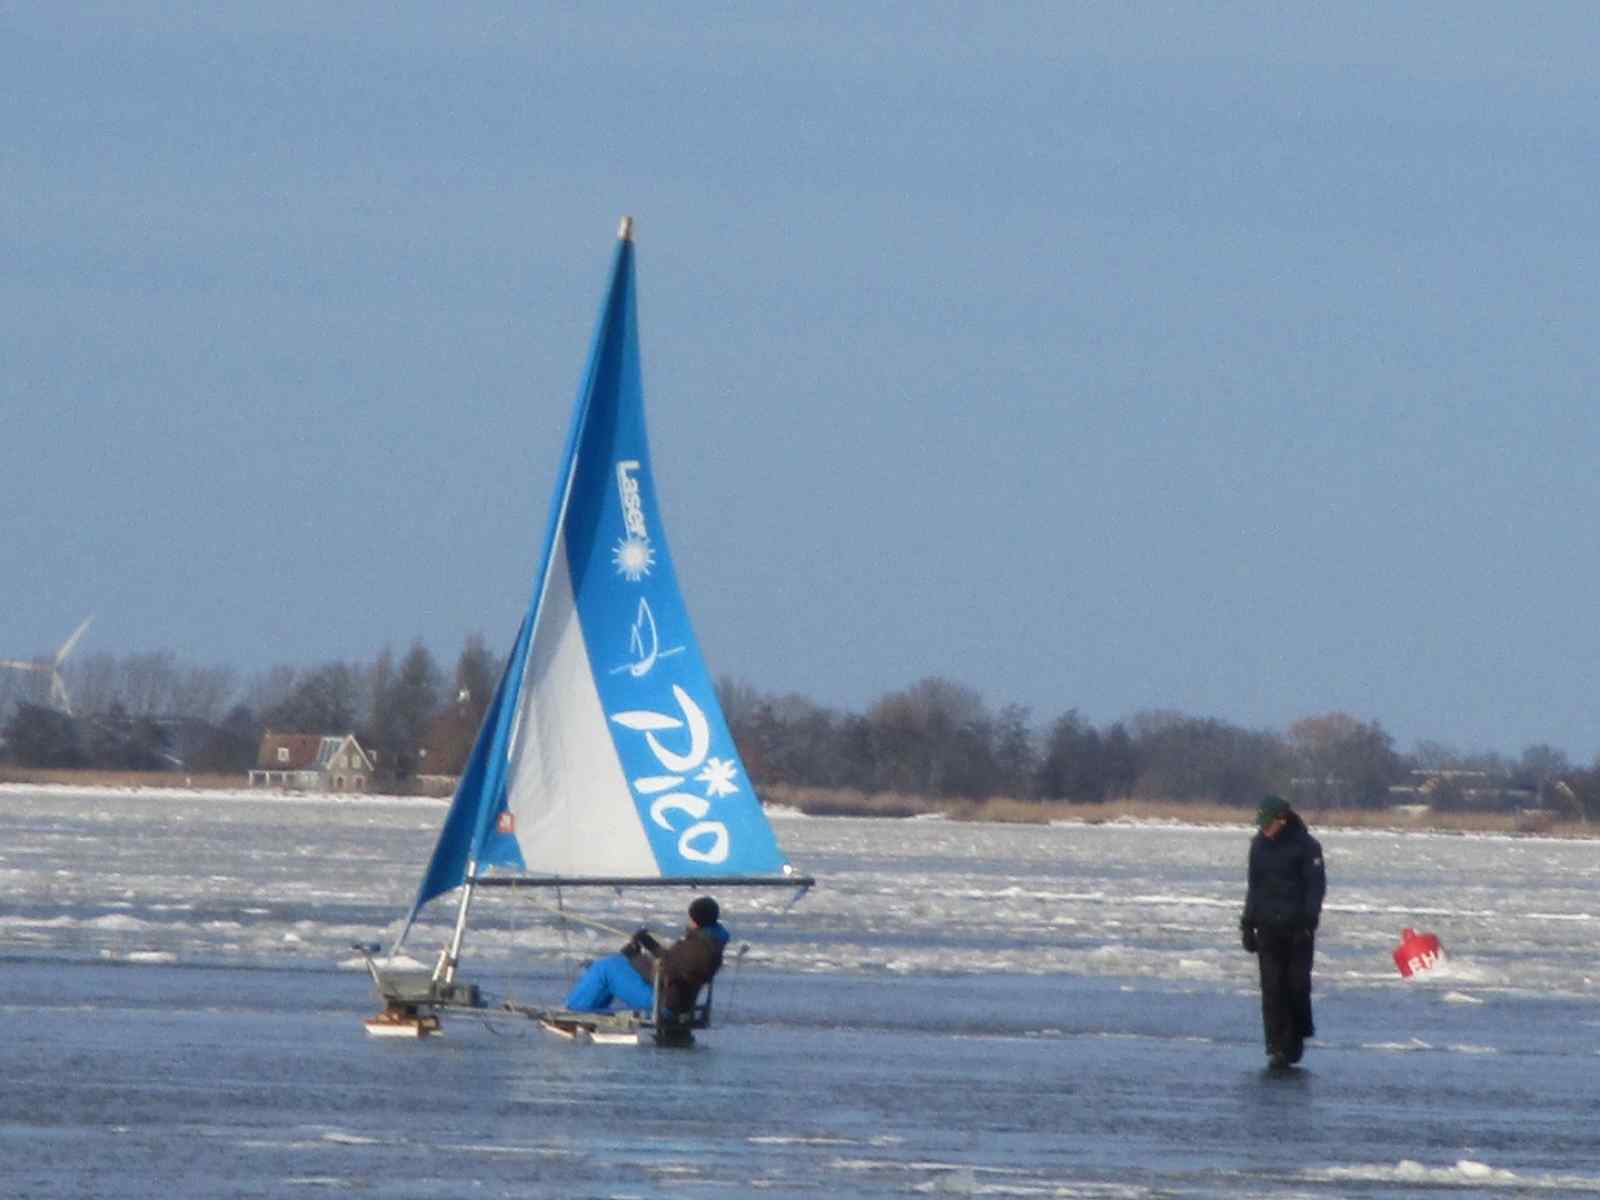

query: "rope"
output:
519 889 643 994
721 942 750 1022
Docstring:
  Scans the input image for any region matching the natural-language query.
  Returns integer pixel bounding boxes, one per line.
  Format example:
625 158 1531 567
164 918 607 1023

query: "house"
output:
249 731 374 793
1387 769 1536 813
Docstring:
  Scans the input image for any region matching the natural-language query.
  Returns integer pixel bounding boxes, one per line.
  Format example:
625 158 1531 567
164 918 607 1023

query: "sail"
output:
401 218 792 934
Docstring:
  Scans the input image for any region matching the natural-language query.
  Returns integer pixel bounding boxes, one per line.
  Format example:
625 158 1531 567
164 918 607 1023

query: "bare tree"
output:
1129 711 1290 804
244 666 302 725
388 641 442 778
262 662 363 733
1287 712 1401 809
67 652 120 716
867 676 992 798
170 665 239 724
120 651 181 716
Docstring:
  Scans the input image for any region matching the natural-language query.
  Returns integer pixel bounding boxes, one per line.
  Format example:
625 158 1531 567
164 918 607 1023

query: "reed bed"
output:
0 771 1586 838
0 767 244 790
762 784 1589 837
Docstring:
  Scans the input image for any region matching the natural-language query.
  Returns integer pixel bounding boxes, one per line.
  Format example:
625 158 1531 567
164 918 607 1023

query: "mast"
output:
423 215 640 979
436 860 477 983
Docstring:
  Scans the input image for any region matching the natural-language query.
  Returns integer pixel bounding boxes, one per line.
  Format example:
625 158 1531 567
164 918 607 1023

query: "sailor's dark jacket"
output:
627 922 729 1013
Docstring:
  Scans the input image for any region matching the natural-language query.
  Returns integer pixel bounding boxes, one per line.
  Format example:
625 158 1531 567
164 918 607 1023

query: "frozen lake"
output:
3 785 1600 1197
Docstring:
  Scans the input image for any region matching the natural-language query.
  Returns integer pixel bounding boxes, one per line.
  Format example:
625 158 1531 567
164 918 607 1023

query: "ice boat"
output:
361 218 812 1044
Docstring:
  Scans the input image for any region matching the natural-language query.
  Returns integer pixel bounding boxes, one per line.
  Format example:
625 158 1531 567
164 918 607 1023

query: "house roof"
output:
256 731 371 771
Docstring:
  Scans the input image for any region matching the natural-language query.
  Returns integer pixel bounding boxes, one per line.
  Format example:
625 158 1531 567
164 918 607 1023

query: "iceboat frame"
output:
506 974 715 1048
356 945 484 1038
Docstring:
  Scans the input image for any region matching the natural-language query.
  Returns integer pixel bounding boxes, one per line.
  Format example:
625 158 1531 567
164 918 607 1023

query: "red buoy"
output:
1393 927 1445 977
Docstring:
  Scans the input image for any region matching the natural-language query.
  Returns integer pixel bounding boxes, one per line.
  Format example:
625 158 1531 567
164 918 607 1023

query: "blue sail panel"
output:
402 220 793 930
557 236 786 878
398 617 529 936
497 227 789 880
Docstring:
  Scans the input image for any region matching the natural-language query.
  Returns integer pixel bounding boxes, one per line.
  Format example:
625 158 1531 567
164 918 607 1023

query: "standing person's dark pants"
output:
1255 925 1315 1062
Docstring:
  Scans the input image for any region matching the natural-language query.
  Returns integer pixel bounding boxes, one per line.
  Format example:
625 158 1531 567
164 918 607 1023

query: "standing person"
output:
563 895 729 1017
1239 795 1326 1069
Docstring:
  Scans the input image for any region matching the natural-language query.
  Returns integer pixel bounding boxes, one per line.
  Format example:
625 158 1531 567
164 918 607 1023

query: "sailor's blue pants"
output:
563 953 654 1012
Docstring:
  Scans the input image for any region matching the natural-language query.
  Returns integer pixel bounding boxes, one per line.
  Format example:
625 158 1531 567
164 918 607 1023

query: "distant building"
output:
249 731 374 793
1388 769 1536 813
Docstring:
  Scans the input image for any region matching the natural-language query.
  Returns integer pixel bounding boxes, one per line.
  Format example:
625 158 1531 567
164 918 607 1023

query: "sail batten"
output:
397 219 800 949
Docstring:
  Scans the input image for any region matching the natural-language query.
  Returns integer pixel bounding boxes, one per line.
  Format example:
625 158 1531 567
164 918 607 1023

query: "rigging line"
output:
722 942 750 1024
475 1009 530 1039
522 895 637 942
552 884 580 991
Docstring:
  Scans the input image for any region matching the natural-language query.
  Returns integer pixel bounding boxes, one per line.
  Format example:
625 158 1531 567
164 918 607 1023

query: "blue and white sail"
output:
399 218 798 943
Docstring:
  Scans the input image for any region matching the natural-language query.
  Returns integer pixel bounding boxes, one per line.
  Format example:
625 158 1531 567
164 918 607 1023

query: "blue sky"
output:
4 4 1598 761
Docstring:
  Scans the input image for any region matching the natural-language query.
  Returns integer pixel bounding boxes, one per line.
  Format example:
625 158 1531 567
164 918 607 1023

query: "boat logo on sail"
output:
613 684 736 864
612 459 655 581
610 597 685 678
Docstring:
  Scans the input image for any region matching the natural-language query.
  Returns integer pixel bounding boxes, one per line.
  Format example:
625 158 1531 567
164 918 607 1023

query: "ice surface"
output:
5 783 1600 1003
8 784 1600 1198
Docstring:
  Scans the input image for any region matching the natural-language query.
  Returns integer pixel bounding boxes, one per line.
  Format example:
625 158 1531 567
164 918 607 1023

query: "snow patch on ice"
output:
1365 1038 1433 1052
320 1131 380 1145
0 915 76 929
284 1178 360 1189
1394 957 1499 986
1443 991 1484 1005
338 950 428 971
1312 1158 1600 1191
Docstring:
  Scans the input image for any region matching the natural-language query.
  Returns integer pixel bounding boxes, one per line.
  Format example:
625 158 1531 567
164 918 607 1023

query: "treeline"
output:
722 677 1597 816
3 645 1597 816
0 639 497 784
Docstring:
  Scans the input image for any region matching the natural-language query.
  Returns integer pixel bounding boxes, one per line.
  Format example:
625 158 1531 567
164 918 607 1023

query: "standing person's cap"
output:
1255 795 1291 828
688 896 720 927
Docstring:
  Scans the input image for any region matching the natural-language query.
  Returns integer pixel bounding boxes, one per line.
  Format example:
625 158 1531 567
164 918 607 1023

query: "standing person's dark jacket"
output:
1242 813 1326 935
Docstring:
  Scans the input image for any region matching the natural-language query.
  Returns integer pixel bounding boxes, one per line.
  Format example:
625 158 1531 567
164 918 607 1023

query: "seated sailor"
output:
563 895 729 1015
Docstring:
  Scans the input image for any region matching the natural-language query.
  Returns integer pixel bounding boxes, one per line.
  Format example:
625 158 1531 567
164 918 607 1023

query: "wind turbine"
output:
0 615 94 715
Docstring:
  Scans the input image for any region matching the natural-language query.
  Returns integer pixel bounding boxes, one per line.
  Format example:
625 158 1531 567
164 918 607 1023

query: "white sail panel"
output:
504 530 659 877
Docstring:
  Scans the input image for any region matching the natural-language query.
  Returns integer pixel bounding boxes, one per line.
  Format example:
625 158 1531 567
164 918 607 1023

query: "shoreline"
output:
0 770 1588 839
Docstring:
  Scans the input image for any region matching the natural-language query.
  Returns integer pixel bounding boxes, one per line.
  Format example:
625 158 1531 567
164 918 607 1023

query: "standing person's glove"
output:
1239 915 1258 954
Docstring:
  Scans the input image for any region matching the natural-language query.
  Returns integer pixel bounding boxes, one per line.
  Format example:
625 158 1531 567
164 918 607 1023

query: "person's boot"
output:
1287 1036 1304 1065
1267 1048 1289 1069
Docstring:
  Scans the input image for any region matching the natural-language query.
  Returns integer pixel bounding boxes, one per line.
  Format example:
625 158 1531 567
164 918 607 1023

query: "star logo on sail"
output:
612 535 655 581
613 459 654 580
695 756 740 799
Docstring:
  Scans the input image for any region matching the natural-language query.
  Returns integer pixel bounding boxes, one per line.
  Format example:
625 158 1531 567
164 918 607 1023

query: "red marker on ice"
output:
1393 927 1445 977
